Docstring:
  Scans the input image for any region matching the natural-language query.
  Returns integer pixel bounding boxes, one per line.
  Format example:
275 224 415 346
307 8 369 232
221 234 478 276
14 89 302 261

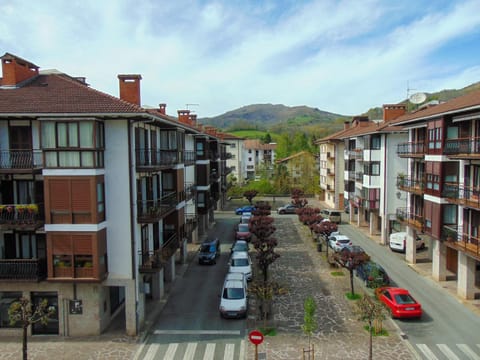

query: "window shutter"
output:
72 179 91 211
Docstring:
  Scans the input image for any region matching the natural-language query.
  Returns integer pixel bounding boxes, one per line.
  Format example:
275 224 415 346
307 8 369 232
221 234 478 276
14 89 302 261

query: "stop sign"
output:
248 330 264 345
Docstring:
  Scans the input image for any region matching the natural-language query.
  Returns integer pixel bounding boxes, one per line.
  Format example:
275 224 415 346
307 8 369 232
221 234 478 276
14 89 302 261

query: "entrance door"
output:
31 292 59 335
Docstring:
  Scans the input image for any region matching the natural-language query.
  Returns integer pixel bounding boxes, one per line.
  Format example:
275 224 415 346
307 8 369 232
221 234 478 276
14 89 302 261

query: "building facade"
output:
0 53 225 337
243 139 276 180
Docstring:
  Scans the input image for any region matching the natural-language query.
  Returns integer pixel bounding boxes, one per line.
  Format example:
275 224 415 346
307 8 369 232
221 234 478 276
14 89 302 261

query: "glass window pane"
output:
59 151 80 167
80 122 94 148
68 123 78 147
81 152 94 167
41 122 56 148
45 152 58 167
58 123 67 147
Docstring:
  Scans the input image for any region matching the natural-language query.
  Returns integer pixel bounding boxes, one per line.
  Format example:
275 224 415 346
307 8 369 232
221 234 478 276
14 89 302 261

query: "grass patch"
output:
260 327 277 336
363 325 389 336
330 271 344 276
345 292 362 300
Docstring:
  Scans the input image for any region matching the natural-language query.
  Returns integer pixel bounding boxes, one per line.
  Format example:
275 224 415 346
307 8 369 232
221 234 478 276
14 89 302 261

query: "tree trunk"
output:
23 324 28 360
369 320 373 360
349 270 355 295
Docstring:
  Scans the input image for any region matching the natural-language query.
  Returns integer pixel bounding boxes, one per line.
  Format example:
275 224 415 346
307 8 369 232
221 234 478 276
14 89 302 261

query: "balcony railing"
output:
355 172 364 182
135 149 179 170
184 150 196 165
363 199 379 210
397 176 425 195
396 207 424 231
397 141 425 157
185 182 195 202
138 231 179 273
0 149 43 172
0 258 47 281
444 137 480 158
442 183 480 209
137 192 177 223
443 225 480 259
0 203 45 230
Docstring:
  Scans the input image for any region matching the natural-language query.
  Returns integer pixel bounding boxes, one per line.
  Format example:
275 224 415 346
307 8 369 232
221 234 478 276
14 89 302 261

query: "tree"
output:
243 190 258 205
333 249 370 296
302 296 317 349
248 280 287 326
355 294 386 360
9 297 56 360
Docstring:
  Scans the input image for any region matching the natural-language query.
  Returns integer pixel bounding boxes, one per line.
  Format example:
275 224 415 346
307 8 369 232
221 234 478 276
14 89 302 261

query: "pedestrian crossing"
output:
416 343 480 360
140 340 245 360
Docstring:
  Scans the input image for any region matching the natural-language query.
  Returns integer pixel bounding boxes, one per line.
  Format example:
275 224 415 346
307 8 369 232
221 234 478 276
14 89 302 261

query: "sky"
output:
1 0 480 118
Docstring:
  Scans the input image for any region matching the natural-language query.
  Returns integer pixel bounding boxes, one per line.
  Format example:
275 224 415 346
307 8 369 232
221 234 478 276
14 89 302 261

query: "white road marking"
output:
457 344 480 360
142 344 159 360
184 342 197 360
224 343 235 359
164 343 179 360
416 344 438 360
203 343 216 360
437 344 460 360
154 329 241 335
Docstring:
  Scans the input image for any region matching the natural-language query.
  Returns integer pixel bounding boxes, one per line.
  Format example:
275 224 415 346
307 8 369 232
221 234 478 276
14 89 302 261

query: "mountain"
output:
200 81 480 134
200 104 347 132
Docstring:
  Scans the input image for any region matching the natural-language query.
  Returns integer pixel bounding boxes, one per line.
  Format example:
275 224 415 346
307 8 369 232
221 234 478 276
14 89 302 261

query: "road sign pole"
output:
255 344 258 360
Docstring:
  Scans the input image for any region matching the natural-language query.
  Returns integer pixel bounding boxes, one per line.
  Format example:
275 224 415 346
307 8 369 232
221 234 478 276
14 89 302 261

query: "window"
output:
371 135 381 150
426 174 440 191
428 127 442 150
230 143 236 148
364 162 380 176
0 292 22 328
196 142 204 156
443 205 456 224
97 182 105 214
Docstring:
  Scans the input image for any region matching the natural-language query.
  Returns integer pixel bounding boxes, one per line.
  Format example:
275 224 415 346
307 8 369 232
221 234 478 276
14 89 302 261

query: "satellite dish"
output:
409 92 427 104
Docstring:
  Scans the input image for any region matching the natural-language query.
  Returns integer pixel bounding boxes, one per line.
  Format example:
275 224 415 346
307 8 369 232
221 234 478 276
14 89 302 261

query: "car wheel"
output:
279 210 285 214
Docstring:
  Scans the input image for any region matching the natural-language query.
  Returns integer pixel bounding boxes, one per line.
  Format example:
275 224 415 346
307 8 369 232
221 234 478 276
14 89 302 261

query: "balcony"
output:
347 149 363 159
137 192 177 223
355 172 364 182
397 176 425 196
138 231 178 273
397 141 425 158
327 152 335 159
326 168 334 176
443 225 480 260
184 150 196 165
136 149 179 171
184 183 195 202
0 204 45 230
442 183 480 210
0 149 43 173
444 137 480 159
363 199 379 210
396 207 424 232
0 258 47 281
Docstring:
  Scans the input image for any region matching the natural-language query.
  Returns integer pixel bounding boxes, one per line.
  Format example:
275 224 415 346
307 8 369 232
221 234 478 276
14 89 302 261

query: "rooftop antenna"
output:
186 103 199 112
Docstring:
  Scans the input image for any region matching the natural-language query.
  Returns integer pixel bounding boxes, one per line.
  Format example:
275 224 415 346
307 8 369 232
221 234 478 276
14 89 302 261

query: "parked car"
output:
376 287 422 318
231 240 249 254
356 261 390 288
225 272 247 289
219 278 248 318
320 209 342 223
389 232 425 252
340 245 366 256
198 238 220 265
277 204 298 214
235 205 256 215
229 251 253 281
328 234 352 252
235 223 252 242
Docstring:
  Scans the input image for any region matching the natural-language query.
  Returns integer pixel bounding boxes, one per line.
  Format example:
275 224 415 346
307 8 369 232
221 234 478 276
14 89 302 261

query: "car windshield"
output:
394 294 416 305
238 224 249 232
232 258 249 266
199 244 211 252
233 243 247 251
223 287 245 300
338 239 350 244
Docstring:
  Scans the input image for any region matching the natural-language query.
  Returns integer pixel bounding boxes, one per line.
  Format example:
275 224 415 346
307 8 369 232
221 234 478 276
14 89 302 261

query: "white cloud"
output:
1 0 480 117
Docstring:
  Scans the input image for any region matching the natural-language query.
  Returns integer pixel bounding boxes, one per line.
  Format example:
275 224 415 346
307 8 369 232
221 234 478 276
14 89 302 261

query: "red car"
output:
235 223 252 242
377 287 422 319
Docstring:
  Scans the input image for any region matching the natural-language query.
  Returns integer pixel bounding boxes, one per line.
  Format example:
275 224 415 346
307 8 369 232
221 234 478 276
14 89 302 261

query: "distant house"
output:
275 151 319 185
243 139 276 180
222 132 245 183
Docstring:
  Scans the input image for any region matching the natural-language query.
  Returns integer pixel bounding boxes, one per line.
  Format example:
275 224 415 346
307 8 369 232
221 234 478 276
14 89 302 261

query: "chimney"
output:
344 121 350 130
188 114 197 126
1 53 39 86
159 103 167 115
383 104 406 121
177 110 190 124
118 74 142 106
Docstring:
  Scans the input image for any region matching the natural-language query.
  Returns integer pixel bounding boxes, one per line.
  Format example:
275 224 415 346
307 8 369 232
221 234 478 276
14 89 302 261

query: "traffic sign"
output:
248 330 264 345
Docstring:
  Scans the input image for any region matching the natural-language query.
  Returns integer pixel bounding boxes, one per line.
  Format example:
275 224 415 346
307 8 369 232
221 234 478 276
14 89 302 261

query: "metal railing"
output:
397 142 425 156
0 258 47 281
0 149 43 170
444 137 480 156
137 192 177 222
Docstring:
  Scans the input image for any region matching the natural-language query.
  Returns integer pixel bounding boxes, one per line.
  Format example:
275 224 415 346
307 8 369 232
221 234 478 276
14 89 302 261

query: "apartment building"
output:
275 151 319 186
0 53 226 336
222 132 244 184
243 139 276 180
391 92 480 300
317 108 407 244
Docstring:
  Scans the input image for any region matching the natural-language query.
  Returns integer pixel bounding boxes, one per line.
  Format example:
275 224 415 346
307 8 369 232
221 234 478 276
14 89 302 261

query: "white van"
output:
229 251 253 281
389 232 425 252
219 279 248 318
320 209 342 224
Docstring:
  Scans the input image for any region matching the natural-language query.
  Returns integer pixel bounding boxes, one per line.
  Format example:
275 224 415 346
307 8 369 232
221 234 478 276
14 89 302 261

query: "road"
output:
136 215 247 359
340 224 480 360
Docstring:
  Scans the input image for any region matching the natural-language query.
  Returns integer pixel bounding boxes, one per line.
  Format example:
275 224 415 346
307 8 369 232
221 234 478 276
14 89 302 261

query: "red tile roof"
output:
0 72 145 114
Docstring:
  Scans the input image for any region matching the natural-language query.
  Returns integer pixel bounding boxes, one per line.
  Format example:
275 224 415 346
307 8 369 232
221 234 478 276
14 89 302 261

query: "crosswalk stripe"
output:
143 343 159 360
154 329 241 335
417 344 438 360
224 343 235 360
203 343 216 360
239 340 245 360
457 344 480 360
164 343 179 360
437 344 460 360
184 342 197 360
